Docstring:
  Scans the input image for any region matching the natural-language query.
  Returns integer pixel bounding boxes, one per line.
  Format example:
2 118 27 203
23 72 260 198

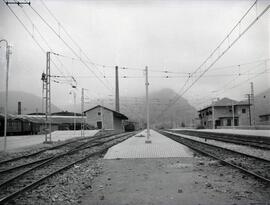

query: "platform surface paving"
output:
0 130 99 151
104 129 193 159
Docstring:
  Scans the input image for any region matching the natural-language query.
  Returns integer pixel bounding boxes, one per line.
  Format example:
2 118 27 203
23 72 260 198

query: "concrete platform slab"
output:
0 130 99 151
171 128 270 137
104 130 193 159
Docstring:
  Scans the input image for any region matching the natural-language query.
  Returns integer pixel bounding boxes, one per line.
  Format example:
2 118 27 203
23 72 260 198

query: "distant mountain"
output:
147 88 197 128
0 91 60 114
63 88 197 128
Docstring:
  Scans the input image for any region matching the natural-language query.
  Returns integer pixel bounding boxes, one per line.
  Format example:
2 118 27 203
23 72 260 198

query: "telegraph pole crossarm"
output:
5 1 30 5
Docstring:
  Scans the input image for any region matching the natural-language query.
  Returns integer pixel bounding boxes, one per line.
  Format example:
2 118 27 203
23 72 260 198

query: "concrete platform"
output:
104 130 193 159
0 130 99 151
171 128 270 137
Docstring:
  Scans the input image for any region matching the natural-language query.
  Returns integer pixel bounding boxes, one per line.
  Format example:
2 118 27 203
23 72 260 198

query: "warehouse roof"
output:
0 113 85 124
84 105 128 120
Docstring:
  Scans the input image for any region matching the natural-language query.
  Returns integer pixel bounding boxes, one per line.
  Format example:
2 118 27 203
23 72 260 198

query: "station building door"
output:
97 121 102 129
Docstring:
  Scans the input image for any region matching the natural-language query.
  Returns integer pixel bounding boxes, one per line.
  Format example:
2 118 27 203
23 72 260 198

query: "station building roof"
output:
259 113 270 117
84 105 128 120
0 113 85 124
198 97 251 112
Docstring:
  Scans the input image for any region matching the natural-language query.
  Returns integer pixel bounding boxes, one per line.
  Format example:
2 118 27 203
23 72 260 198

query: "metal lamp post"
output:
0 39 11 152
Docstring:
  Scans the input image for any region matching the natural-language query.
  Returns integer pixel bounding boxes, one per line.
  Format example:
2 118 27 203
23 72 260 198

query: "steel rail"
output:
0 132 125 175
159 130 270 184
165 131 270 163
0 138 93 175
162 130 270 163
0 134 109 174
0 157 52 175
0 132 133 188
0 139 120 204
170 130 270 149
0 132 118 166
0 132 135 204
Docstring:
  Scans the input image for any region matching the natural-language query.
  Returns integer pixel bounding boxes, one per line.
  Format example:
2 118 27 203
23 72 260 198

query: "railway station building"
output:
198 98 251 129
259 114 270 125
84 105 128 131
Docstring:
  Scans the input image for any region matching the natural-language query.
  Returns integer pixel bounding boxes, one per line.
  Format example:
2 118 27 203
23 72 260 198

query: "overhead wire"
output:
213 61 268 94
39 0 118 88
37 0 113 91
55 52 270 78
189 0 259 78
29 4 113 92
4 0 76 82
216 67 269 93
156 1 269 118
19 4 75 80
3 0 269 117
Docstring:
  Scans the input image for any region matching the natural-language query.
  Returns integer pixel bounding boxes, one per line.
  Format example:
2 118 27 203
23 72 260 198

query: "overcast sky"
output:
0 0 269 110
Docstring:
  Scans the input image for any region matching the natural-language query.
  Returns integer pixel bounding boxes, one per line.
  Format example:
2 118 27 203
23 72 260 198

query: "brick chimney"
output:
18 101 21 115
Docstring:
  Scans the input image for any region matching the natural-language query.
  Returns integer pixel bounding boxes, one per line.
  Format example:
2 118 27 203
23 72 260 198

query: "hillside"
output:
0 91 60 114
64 88 197 128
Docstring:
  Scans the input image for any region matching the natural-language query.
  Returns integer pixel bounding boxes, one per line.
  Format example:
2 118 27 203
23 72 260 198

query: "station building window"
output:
242 108 246 114
98 112 101 116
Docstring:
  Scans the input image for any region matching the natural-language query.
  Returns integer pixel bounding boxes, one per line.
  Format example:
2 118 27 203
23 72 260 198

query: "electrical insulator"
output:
41 72 46 81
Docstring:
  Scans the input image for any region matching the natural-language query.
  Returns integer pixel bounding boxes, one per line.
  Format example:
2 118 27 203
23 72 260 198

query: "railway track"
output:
0 132 136 204
0 132 115 166
159 130 270 184
0 132 124 180
170 130 270 149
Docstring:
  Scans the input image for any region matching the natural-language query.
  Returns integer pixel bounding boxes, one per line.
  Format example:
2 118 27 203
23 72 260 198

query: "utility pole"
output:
115 66 120 112
45 51 52 143
145 66 151 143
41 72 46 114
247 94 252 126
0 39 11 152
232 101 235 129
73 91 76 133
100 102 104 133
250 82 255 126
81 88 85 137
212 100 215 129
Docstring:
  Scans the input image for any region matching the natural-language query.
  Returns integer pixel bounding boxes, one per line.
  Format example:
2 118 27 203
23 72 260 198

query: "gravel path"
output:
80 157 270 205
